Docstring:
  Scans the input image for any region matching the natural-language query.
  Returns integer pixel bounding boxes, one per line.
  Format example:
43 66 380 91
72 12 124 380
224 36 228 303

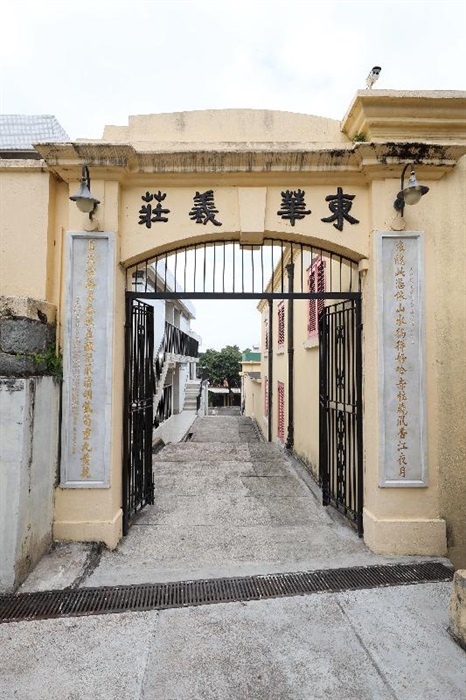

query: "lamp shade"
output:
398 170 429 206
69 166 100 214
70 182 100 213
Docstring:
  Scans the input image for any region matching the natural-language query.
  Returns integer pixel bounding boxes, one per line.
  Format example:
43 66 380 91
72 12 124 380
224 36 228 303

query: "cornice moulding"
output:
342 90 466 143
28 139 466 182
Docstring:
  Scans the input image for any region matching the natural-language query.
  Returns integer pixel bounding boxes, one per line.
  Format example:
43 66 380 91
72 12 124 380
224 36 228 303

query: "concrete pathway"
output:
8 416 464 699
2 582 465 699
82 416 427 587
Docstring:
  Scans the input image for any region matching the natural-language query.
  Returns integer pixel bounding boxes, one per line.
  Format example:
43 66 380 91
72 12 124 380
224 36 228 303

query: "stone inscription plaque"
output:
376 232 427 487
61 232 115 487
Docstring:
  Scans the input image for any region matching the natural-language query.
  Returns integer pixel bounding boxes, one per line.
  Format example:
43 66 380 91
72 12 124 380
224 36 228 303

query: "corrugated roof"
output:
0 115 69 151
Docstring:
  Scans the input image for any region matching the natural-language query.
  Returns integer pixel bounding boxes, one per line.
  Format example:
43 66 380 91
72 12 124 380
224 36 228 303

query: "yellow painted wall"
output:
292 253 358 476
259 250 357 474
119 184 369 268
256 167 463 560
241 359 262 426
293 298 320 477
243 375 263 427
2 96 464 562
431 158 466 567
103 109 349 146
355 170 462 557
0 168 53 300
53 181 126 548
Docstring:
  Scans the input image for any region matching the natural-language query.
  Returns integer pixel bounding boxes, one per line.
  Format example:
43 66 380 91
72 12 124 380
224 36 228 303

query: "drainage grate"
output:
0 561 452 624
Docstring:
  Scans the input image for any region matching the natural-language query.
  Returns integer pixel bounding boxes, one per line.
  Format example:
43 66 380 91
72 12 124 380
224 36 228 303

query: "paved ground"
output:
2 582 465 699
6 415 464 699
209 405 241 416
82 415 427 587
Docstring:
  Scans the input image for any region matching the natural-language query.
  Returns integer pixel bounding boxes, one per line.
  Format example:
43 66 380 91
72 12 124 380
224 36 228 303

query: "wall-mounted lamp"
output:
393 164 429 217
69 165 100 219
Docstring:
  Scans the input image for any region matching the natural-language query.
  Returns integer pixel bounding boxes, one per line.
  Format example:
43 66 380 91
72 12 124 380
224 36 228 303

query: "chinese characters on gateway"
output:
138 189 359 231
393 240 409 479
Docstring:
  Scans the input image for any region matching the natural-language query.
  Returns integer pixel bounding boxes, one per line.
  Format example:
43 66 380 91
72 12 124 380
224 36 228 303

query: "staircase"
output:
153 359 172 409
183 380 201 411
153 322 200 424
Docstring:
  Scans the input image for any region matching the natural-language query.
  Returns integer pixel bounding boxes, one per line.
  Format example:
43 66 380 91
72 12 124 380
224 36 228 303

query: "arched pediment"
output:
103 109 350 148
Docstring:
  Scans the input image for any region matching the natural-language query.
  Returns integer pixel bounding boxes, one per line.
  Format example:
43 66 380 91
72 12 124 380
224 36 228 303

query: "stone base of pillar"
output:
363 508 447 557
53 508 122 550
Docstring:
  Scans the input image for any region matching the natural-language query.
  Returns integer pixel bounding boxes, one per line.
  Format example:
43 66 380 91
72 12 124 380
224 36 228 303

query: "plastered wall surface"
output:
0 377 59 592
1 94 464 563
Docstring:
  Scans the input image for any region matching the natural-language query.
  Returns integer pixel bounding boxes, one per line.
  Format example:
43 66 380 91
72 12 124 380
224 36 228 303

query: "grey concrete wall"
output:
172 366 180 414
177 363 188 413
0 376 60 592
197 381 209 416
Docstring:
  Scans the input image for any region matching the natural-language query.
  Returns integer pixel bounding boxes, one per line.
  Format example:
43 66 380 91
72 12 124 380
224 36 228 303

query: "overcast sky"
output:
2 0 465 349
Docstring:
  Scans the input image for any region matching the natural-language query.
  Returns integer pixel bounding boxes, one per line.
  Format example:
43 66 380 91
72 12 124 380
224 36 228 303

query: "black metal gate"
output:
123 298 155 534
319 299 363 535
123 239 363 534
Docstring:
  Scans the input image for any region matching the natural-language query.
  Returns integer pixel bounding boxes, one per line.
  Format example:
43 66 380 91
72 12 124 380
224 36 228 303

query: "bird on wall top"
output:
366 66 382 89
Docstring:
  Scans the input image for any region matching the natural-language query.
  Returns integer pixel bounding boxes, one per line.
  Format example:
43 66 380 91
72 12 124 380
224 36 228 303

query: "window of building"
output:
264 377 268 417
277 381 285 442
264 318 269 353
277 302 285 349
308 257 326 338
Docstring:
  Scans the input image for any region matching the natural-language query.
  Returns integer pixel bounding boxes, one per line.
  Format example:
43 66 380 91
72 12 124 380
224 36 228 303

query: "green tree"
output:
198 345 243 387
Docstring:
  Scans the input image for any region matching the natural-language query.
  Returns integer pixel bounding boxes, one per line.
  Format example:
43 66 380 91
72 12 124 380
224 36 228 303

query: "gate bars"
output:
123 239 363 534
123 298 156 534
319 300 363 535
125 239 360 298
